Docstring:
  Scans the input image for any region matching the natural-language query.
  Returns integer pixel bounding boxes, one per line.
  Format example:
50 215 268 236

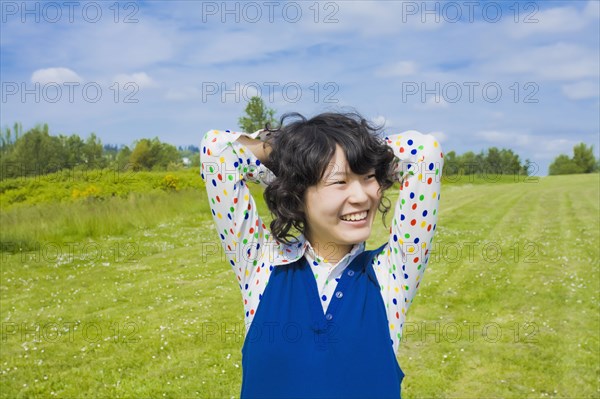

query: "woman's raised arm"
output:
372 130 444 353
200 129 275 291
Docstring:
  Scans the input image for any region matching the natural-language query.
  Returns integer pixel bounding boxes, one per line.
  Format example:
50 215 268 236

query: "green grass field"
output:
1 172 598 398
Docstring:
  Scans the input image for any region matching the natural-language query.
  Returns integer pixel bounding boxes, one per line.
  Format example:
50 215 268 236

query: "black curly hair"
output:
263 112 397 245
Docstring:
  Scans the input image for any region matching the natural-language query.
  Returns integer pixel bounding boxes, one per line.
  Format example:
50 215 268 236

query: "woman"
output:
200 112 443 398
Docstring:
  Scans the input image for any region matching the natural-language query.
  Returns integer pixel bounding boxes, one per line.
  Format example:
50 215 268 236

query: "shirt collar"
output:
270 234 365 267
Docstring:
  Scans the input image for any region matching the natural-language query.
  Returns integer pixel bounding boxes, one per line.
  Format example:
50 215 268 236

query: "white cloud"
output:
562 81 600 100
31 67 83 84
113 72 156 89
375 61 417 77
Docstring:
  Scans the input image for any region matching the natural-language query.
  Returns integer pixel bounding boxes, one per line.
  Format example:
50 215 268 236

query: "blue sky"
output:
1 0 599 175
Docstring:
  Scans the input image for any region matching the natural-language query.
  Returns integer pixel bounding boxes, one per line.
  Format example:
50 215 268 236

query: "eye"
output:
366 174 376 180
324 179 345 186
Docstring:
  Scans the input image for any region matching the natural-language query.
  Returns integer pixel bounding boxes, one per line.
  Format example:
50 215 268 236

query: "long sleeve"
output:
372 130 444 351
200 129 276 292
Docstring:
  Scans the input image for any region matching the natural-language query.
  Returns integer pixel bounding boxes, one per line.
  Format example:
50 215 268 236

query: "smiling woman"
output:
303 145 383 264
263 112 397 264
200 111 444 399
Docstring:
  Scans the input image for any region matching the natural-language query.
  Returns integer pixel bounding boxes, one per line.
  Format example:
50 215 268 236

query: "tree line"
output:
434 141 597 176
442 148 531 176
1 97 597 180
0 123 200 180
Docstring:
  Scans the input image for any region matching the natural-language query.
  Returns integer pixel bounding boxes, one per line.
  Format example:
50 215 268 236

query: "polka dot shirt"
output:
200 128 443 354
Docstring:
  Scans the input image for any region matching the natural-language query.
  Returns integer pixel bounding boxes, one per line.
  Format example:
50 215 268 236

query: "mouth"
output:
340 210 369 222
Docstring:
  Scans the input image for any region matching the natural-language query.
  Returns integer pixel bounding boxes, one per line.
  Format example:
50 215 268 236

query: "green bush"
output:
0 168 204 210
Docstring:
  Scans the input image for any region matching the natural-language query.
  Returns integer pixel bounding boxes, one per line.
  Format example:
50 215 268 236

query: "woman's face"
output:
304 145 382 261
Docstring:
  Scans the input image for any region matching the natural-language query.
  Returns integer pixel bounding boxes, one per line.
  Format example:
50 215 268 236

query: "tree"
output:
0 122 21 154
9 125 66 176
548 142 598 175
129 139 153 171
58 134 85 167
238 96 276 133
155 141 180 170
129 138 180 171
459 151 479 175
572 143 597 173
116 146 132 169
485 147 502 174
499 149 521 175
548 155 581 175
442 150 458 176
0 122 22 154
83 133 106 168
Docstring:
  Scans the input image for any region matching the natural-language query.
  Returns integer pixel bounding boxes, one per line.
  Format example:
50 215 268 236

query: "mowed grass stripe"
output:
410 183 537 397
418 184 532 305
550 177 599 394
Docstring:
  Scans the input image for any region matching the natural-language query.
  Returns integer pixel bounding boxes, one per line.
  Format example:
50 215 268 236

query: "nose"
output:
347 180 369 204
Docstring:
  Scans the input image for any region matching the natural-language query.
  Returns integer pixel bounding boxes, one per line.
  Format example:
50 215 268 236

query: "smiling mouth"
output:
340 210 368 221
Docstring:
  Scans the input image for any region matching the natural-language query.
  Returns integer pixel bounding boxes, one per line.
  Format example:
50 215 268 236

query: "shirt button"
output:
325 313 333 321
335 291 343 299
347 270 355 277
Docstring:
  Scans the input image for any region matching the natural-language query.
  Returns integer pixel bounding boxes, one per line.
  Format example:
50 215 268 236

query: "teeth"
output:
341 211 368 221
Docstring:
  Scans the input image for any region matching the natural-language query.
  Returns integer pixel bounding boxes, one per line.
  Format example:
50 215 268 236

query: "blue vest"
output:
241 244 404 399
